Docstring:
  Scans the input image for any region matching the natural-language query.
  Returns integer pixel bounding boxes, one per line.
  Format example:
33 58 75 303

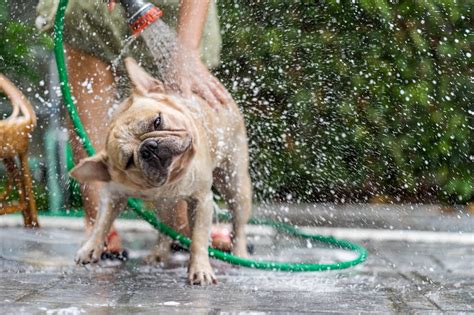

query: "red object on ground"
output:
106 230 119 244
211 226 232 252
106 226 232 254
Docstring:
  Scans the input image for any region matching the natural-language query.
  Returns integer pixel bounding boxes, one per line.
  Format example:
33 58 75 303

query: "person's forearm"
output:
177 0 210 51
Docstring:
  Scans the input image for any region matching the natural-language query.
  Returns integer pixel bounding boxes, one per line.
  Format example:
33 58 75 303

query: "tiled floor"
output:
0 218 472 314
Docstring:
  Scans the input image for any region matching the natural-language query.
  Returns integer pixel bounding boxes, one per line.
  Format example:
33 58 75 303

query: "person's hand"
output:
166 47 232 110
107 0 231 108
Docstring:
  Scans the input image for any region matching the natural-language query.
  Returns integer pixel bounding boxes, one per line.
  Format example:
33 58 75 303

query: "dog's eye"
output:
154 115 162 130
125 154 134 169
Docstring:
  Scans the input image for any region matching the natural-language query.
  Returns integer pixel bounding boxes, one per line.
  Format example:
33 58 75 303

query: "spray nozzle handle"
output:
117 0 163 35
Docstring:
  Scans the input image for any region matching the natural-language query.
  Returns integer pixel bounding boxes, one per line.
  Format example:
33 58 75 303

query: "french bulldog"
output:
70 57 252 285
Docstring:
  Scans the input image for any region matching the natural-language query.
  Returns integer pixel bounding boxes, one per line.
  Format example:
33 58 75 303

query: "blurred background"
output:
0 0 472 213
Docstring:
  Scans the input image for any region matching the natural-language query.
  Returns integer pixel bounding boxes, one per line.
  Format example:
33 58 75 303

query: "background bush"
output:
0 1 471 206
0 1 52 82
216 0 472 203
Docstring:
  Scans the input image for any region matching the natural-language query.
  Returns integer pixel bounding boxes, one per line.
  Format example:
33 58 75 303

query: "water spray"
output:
118 0 180 87
54 0 367 271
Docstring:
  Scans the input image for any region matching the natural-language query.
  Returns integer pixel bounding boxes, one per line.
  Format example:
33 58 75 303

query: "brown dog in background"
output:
70 58 252 285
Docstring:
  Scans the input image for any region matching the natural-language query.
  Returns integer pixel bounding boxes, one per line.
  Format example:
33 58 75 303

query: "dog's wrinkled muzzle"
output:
140 138 173 168
137 135 192 186
140 136 191 165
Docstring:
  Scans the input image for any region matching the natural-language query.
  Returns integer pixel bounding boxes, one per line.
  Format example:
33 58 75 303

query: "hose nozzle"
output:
119 0 163 35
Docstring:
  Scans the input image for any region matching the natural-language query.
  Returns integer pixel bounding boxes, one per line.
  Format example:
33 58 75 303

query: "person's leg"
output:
65 46 122 252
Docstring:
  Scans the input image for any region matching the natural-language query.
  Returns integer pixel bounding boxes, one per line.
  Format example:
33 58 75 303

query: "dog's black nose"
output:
140 149 152 160
140 140 159 160
145 140 159 150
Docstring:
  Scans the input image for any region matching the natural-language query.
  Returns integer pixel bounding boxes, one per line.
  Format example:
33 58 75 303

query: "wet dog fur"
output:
70 58 252 285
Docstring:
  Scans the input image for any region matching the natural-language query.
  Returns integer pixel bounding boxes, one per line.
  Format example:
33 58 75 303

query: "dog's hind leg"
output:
213 159 252 258
145 234 173 264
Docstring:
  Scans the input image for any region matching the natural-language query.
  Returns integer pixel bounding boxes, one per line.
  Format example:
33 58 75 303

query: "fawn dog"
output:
71 58 251 285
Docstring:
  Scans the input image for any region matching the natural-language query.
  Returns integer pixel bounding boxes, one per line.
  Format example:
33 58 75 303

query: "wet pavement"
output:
0 208 473 314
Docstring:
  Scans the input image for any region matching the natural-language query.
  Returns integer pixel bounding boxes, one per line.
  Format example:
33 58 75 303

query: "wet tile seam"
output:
14 274 66 303
397 271 444 312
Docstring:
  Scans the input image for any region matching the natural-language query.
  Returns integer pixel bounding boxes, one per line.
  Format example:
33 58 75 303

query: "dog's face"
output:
70 58 196 190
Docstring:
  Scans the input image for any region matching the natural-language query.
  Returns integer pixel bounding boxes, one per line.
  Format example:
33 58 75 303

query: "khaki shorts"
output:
36 0 221 96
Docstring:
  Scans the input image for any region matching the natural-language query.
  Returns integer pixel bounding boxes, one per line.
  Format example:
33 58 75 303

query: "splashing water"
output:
139 19 181 89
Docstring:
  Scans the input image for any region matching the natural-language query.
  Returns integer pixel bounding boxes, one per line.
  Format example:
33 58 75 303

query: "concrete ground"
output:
0 204 473 314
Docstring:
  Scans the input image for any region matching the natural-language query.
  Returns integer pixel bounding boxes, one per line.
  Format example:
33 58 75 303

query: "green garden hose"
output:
53 0 367 271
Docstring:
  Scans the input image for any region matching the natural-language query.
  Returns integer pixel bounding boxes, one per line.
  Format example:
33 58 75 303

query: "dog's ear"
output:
124 57 165 95
69 151 111 183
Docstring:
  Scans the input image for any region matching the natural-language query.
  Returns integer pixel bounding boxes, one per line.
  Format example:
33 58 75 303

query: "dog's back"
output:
182 96 249 171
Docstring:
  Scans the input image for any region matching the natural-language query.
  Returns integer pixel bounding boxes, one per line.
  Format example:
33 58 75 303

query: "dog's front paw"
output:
187 260 217 285
75 240 105 265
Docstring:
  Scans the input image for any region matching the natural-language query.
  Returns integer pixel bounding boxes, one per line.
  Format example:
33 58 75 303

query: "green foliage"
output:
217 0 472 203
0 180 49 211
0 1 53 81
